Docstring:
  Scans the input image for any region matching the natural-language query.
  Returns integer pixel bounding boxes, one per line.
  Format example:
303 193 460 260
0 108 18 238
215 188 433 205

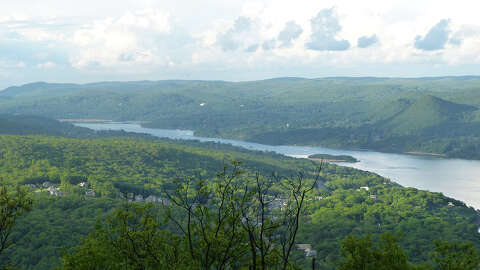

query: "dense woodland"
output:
2 77 480 159
0 125 478 269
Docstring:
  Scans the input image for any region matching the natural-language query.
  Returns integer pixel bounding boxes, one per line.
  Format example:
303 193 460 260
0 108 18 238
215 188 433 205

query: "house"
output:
448 202 455 207
314 196 323 201
48 186 65 196
145 195 158 203
296 244 312 252
270 198 287 210
306 249 317 257
297 244 317 258
370 195 377 200
42 182 54 188
85 189 96 198
135 194 144 202
157 197 169 205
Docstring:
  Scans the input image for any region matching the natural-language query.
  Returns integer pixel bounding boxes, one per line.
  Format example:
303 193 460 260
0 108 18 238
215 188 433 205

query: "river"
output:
76 123 480 209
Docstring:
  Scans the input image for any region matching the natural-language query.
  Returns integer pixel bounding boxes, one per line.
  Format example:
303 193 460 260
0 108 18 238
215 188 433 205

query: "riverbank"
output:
405 151 447 157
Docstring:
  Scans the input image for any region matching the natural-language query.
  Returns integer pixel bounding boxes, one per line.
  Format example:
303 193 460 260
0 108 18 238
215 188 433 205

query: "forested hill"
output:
0 114 153 139
2 77 480 158
0 115 94 137
0 134 478 269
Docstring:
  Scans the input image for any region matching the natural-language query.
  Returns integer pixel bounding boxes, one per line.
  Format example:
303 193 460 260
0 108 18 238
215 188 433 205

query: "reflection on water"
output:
76 123 480 209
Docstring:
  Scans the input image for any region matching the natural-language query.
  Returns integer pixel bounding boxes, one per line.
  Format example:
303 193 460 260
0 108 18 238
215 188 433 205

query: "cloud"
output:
262 39 276 50
68 9 178 69
305 11 350 51
449 25 480 46
414 19 451 51
244 44 259 52
36 61 56 69
277 21 303 48
216 16 253 51
357 34 378 48
305 8 350 51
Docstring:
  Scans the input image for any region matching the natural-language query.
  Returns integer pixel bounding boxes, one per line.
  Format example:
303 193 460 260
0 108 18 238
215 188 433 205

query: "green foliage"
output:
61 160 317 270
61 203 187 270
0 184 33 267
432 240 480 270
338 233 480 270
3 77 480 158
0 134 478 269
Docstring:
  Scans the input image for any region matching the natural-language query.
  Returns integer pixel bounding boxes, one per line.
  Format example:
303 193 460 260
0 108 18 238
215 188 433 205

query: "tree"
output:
62 162 321 269
0 183 33 267
165 161 322 269
61 203 188 270
338 233 412 270
338 234 375 270
164 162 249 269
432 240 480 270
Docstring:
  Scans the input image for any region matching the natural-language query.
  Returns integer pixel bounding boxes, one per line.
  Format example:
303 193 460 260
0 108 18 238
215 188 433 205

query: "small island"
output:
308 153 359 163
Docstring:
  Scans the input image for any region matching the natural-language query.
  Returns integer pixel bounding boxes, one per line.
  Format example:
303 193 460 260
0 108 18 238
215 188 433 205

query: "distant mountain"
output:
0 82 81 98
2 77 480 159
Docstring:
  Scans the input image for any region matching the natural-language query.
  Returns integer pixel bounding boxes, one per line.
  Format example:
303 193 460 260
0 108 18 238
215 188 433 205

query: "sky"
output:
1 0 480 88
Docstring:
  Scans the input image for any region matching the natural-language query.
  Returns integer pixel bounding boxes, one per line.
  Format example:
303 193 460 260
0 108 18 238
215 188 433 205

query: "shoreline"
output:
405 151 447 157
308 158 355 163
59 119 148 124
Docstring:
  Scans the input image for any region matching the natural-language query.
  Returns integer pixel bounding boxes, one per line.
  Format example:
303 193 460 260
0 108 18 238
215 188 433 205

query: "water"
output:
76 123 480 209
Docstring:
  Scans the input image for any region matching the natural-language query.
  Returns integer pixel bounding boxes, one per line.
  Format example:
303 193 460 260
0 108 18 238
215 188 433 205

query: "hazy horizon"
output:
4 74 480 91
1 0 480 88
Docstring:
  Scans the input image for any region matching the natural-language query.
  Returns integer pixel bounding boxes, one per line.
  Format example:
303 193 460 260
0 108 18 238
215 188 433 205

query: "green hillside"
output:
384 95 476 134
2 77 480 158
0 134 478 269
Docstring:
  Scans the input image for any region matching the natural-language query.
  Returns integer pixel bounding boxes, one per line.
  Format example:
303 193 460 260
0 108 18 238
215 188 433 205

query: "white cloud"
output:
36 61 57 69
1 0 480 88
69 9 171 69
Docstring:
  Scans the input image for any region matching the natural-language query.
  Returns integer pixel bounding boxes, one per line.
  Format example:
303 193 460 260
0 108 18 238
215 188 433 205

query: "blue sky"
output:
1 0 480 88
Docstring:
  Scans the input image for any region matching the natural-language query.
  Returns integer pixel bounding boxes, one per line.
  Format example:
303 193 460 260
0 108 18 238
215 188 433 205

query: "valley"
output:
2 77 480 159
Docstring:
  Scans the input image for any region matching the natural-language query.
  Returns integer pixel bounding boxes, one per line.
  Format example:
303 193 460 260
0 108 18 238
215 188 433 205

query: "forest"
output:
2 77 480 159
0 132 478 269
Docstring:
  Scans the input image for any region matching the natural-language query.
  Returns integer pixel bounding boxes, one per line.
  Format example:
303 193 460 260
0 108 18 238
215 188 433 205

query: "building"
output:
85 189 96 198
145 195 158 203
296 244 312 252
42 182 54 188
297 244 317 258
48 186 65 196
270 198 288 210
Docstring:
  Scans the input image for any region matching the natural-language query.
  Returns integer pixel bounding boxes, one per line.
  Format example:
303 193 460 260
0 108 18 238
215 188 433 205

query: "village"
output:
26 181 168 204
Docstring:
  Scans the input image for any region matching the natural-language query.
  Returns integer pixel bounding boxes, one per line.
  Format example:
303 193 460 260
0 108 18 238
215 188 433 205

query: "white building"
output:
85 189 96 197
